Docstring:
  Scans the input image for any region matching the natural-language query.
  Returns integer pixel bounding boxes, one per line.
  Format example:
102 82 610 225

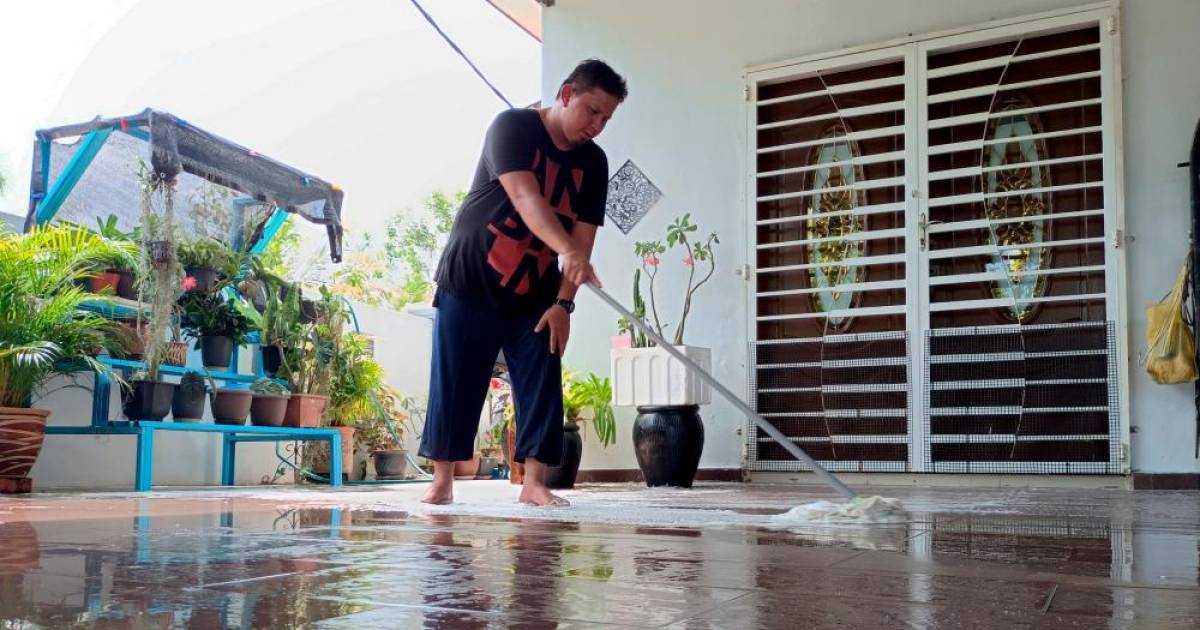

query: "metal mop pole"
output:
585 283 859 500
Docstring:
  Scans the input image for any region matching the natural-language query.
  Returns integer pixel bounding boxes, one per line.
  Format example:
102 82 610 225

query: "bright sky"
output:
0 0 540 235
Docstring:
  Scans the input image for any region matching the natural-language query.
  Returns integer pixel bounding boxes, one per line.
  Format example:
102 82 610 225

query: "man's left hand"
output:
534 304 571 355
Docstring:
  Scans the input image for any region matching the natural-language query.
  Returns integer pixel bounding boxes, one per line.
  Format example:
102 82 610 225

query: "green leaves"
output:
564 371 616 448
0 224 127 407
666 213 698 248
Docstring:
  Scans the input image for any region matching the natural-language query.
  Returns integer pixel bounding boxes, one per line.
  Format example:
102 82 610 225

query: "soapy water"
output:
769 496 908 524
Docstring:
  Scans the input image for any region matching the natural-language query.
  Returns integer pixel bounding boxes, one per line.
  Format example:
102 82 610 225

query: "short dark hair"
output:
562 59 627 102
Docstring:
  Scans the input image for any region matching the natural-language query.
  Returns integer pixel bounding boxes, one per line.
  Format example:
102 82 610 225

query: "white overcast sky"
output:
0 0 540 234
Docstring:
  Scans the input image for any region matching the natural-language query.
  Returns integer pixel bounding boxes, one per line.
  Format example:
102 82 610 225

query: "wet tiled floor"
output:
1 482 1197 628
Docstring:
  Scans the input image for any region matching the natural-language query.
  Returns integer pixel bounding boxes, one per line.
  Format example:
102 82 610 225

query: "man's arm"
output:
558 223 598 300
497 170 598 287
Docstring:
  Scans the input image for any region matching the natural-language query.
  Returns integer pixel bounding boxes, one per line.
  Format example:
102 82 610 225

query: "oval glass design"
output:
983 95 1052 322
805 124 867 330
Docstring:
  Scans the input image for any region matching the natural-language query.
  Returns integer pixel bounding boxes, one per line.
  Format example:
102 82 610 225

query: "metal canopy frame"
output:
26 108 343 260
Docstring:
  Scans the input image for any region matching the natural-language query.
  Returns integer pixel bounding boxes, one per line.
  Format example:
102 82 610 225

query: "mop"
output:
586 283 906 523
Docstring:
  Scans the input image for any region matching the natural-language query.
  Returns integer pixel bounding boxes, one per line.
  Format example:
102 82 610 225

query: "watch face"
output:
558 299 575 313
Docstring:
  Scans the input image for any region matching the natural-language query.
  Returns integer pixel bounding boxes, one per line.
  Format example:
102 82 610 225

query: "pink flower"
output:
181 276 198 291
644 254 660 267
682 255 694 267
490 378 502 390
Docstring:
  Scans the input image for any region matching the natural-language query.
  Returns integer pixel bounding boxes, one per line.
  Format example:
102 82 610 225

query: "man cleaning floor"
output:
418 59 627 506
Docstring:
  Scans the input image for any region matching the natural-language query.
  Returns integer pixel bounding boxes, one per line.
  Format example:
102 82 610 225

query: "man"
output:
419 59 627 506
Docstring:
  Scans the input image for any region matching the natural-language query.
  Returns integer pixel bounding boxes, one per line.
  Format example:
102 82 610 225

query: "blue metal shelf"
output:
99 356 265 384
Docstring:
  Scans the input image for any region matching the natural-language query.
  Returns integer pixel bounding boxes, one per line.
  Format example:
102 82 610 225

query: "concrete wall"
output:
544 0 1200 474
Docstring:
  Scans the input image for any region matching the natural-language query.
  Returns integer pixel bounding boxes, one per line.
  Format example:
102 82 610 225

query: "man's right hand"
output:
561 250 601 288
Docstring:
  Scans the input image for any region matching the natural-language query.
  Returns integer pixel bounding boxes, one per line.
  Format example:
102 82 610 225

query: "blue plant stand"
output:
45 356 343 491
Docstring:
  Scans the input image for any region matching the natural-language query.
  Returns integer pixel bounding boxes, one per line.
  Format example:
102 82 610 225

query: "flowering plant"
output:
620 214 718 346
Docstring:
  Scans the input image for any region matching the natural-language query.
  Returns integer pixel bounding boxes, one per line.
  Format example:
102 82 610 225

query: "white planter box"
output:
610 345 712 407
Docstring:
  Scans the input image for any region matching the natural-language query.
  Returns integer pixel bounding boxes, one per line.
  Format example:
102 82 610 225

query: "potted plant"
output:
611 214 717 487
126 169 183 421
178 292 256 371
249 377 289 427
546 371 617 489
235 283 291 377
279 289 337 428
93 214 142 300
210 385 253 425
0 224 129 491
177 236 238 293
171 371 208 422
330 330 382 429
357 385 413 479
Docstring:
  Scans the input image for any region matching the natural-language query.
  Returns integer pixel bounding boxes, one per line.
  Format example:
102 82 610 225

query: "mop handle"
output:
584 283 859 500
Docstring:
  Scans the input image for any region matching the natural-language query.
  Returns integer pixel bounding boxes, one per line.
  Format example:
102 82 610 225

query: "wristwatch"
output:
555 298 576 314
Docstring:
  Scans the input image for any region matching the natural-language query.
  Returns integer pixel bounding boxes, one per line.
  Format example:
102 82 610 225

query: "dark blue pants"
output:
418 290 564 466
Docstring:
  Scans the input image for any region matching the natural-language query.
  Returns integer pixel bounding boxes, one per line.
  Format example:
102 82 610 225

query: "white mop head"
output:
769 496 907 524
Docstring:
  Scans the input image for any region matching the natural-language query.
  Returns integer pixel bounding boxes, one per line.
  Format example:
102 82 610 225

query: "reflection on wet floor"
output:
0 484 1197 628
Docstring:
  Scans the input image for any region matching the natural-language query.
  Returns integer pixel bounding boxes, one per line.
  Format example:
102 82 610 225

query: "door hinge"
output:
1106 15 1118 34
1113 228 1125 249
743 85 751 101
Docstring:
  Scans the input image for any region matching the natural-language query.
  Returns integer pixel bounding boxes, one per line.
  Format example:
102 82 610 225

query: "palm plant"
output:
328 332 384 427
0 224 134 408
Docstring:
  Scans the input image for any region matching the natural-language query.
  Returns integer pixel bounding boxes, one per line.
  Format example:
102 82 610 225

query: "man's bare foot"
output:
518 485 570 507
420 483 454 505
421 461 456 505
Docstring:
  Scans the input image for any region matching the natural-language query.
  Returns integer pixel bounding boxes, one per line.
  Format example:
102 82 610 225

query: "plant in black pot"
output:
250 377 290 427
234 282 294 378
125 169 184 421
547 371 616 490
171 371 208 422
177 236 238 294
179 292 256 371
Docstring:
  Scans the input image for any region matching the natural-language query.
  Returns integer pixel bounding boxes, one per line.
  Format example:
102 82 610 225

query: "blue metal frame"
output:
35 128 113 225
250 207 289 254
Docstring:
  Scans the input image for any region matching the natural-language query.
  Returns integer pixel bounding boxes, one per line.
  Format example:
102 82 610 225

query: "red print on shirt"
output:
487 149 582 295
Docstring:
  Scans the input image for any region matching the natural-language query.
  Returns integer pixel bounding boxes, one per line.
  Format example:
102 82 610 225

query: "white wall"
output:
545 0 1200 474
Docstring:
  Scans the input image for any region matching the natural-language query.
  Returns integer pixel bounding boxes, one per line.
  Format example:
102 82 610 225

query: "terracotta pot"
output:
211 389 253 425
453 452 481 480
0 407 50 480
0 521 40 569
250 394 289 427
116 321 146 360
89 271 121 294
284 394 328 428
163 340 189 367
334 426 355 474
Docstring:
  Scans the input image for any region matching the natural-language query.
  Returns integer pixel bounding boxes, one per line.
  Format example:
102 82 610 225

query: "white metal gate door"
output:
916 12 1125 474
747 7 1126 474
747 46 920 472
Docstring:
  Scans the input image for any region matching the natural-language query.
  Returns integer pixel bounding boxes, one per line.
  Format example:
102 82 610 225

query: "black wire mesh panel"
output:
748 331 911 472
924 321 1120 474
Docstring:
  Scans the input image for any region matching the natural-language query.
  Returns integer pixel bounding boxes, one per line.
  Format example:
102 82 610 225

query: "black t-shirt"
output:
435 108 608 315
